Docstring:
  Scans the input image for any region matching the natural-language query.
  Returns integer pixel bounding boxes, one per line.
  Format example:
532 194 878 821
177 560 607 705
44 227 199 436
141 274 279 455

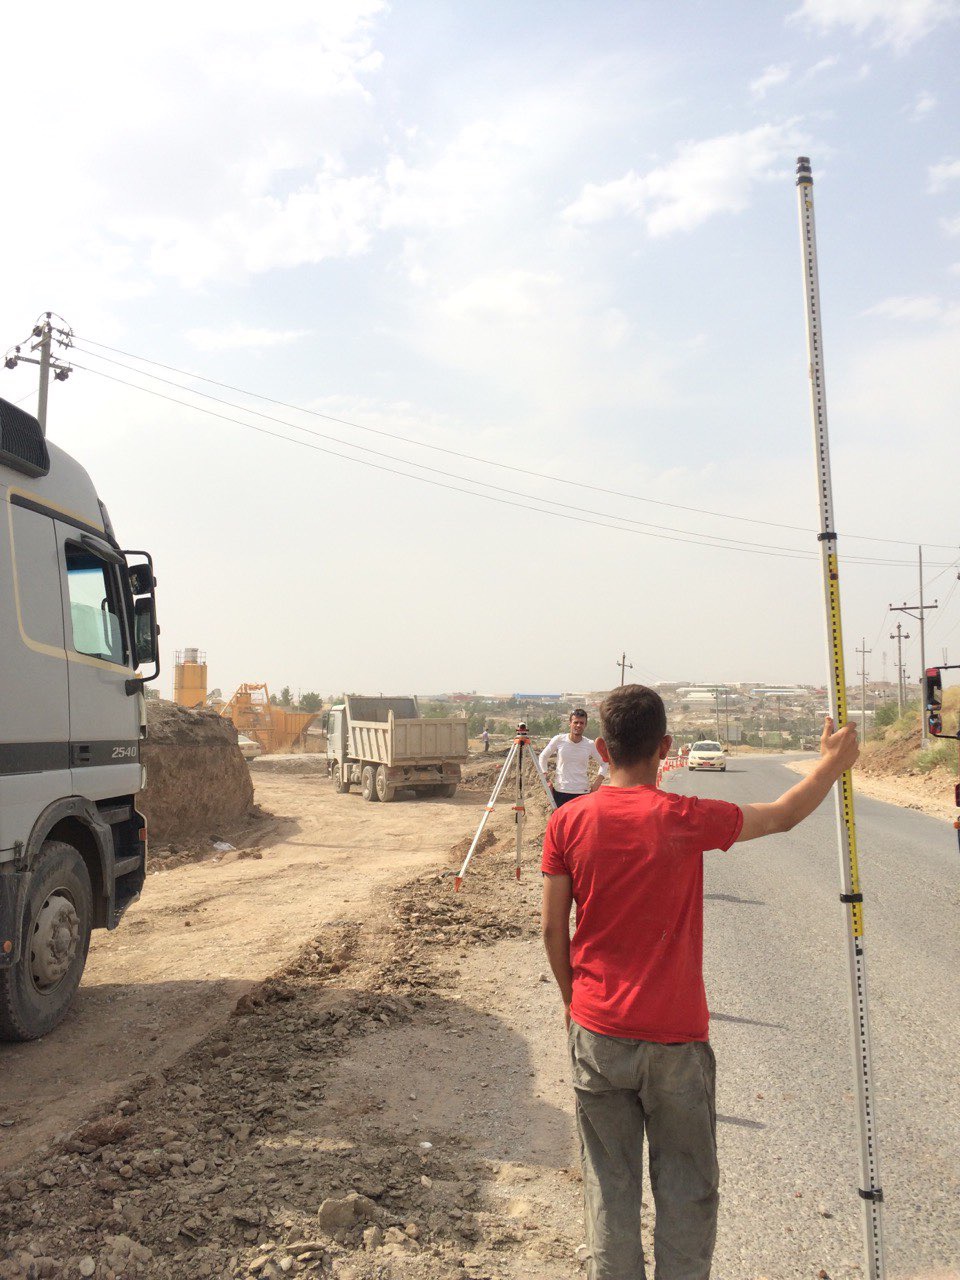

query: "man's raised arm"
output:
737 717 859 843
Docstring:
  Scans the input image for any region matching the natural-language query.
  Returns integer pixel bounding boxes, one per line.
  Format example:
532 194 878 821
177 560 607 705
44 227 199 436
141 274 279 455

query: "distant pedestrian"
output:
541 684 859 1279
538 709 607 806
481 728 490 753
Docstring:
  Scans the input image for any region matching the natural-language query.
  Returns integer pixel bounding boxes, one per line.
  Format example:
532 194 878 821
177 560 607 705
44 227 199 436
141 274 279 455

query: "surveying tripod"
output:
454 724 556 890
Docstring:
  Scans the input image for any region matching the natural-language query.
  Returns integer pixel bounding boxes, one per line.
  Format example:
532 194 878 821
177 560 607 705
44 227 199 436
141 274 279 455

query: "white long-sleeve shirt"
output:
538 734 609 795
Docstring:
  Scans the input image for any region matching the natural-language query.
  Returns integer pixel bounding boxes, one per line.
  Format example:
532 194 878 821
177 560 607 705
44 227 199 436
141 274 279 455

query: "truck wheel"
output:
375 767 396 803
0 841 93 1042
361 765 379 802
333 763 350 794
438 783 458 799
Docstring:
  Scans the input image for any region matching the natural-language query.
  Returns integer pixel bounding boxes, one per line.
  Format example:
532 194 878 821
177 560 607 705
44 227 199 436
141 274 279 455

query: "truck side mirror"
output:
128 563 155 596
134 596 159 668
925 666 960 740
924 668 943 737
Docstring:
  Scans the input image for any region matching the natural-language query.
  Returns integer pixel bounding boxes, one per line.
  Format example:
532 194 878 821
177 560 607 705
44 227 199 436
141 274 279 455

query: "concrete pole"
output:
36 316 52 436
918 547 929 749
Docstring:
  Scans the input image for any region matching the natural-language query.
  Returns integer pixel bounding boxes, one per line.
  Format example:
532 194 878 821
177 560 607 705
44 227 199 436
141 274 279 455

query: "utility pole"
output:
3 312 74 436
889 547 938 747
724 688 730 743
714 688 722 742
889 623 909 716
617 652 633 686
856 638 872 742
776 694 783 748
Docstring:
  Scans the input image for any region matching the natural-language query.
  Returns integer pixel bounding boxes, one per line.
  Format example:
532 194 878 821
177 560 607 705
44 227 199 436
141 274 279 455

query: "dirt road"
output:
0 770 478 1172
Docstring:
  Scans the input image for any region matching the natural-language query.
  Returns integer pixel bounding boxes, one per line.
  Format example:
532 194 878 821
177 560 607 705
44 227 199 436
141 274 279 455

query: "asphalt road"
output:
664 755 960 1277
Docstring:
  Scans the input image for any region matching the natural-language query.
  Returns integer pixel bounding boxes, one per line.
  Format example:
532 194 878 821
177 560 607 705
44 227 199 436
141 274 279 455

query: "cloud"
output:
438 270 562 323
185 325 312 352
792 0 960 50
929 160 960 192
941 215 960 237
750 63 792 98
862 295 945 321
908 90 937 119
561 124 803 237
803 54 841 77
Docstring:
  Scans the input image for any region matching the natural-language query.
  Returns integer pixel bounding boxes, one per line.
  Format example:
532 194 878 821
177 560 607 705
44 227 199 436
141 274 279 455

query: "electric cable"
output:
70 332 960 553
68 349 952 569
69 357 954 569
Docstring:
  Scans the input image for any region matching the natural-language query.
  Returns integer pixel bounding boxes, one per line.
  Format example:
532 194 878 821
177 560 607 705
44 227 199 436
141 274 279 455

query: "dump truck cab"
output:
0 397 159 1040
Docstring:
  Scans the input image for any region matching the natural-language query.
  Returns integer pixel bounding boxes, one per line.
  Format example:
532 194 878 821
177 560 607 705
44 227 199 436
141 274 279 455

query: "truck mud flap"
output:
0 867 29 967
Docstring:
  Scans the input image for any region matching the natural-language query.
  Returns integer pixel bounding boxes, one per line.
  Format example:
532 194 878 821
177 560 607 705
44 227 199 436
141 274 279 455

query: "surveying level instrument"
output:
796 157 885 1277
923 664 960 854
454 723 556 890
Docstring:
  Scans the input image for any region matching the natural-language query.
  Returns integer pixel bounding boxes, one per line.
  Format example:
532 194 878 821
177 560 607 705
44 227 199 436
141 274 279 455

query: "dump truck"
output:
0 396 159 1040
326 696 468 801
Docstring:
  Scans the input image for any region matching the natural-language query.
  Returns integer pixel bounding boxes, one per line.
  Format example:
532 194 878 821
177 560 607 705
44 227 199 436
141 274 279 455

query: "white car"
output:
237 733 262 761
687 740 726 772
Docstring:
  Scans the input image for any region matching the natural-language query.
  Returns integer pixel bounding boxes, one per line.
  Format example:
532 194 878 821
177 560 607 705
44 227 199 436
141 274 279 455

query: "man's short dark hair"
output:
599 685 666 765
571 708 587 720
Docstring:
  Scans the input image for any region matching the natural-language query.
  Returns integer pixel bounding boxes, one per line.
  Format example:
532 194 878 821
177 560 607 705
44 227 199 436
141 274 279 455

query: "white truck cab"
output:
0 396 159 1039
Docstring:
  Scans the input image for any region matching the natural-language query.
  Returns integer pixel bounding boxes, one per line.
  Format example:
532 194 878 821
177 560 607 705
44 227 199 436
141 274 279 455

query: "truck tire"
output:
438 783 458 799
0 840 93 1042
361 765 379 802
375 766 396 803
333 763 350 794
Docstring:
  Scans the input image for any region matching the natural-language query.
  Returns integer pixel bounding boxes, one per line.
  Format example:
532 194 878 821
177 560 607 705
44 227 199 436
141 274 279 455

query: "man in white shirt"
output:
538 708 608 807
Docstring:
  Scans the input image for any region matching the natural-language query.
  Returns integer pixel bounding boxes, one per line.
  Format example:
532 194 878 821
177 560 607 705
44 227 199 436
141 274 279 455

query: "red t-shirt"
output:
541 785 743 1043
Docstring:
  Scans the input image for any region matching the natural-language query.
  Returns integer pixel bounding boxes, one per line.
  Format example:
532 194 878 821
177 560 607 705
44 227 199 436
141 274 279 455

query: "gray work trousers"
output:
570 1022 719 1280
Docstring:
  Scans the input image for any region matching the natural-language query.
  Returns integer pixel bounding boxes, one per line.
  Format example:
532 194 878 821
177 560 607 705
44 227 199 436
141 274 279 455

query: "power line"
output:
71 360 840 562
69 347 821 557
70 332 960 553
67 352 951 569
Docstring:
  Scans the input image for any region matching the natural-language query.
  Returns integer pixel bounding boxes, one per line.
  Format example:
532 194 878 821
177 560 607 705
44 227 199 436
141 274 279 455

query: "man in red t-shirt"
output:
541 684 859 1280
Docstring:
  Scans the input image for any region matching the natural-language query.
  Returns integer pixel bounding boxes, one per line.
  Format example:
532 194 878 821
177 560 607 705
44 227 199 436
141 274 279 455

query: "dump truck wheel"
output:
375 767 396 803
361 766 378 801
438 783 458 799
333 763 350 794
0 840 93 1042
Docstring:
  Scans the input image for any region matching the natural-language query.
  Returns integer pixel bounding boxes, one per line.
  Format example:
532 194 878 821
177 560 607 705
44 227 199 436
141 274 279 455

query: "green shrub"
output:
916 743 956 773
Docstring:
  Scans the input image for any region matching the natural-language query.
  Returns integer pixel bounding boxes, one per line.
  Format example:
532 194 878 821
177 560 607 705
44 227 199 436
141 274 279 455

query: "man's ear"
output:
658 735 672 761
595 736 611 763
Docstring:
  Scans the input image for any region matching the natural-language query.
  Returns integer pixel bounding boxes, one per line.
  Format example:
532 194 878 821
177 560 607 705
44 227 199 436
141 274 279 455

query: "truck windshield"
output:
65 545 126 664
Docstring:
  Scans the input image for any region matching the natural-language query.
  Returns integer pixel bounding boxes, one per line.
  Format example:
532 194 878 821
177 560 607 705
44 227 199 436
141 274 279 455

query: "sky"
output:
2 0 959 700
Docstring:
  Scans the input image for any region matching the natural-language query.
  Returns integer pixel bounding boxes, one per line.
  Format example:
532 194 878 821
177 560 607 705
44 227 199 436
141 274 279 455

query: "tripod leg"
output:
525 742 558 810
455 742 519 890
515 747 525 880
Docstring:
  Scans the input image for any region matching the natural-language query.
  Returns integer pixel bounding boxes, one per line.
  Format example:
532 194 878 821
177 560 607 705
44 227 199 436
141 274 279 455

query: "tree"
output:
280 686 292 706
299 691 323 712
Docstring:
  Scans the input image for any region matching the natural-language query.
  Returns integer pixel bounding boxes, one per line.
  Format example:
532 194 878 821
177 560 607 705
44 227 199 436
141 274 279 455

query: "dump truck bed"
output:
343 695 468 766
348 714 469 765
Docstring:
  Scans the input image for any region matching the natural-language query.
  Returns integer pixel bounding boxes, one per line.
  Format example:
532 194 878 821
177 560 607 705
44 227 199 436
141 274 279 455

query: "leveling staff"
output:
541 684 859 1280
538 709 608 806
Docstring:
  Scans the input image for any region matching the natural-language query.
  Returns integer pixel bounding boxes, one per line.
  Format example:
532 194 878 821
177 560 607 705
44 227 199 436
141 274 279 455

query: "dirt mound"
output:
138 700 255 846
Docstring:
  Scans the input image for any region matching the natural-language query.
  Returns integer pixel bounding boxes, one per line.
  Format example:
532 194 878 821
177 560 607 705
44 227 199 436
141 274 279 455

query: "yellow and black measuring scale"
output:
796 157 885 1277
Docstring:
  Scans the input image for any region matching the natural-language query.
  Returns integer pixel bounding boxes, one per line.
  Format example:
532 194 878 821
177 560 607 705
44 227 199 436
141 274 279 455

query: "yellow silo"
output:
174 648 208 707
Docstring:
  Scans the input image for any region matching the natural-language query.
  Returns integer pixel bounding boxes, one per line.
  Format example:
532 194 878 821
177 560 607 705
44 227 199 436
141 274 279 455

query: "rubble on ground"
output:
0 837 569 1279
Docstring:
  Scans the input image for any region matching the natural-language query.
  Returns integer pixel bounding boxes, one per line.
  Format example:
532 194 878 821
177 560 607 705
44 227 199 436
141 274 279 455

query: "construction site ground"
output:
1 759 958 1279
